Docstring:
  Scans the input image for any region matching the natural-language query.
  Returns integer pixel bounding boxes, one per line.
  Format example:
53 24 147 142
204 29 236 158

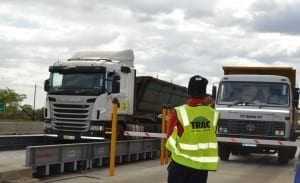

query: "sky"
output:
1 0 300 108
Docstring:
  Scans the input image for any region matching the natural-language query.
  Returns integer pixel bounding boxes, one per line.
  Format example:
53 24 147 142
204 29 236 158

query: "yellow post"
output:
160 107 167 165
164 108 171 164
109 98 119 176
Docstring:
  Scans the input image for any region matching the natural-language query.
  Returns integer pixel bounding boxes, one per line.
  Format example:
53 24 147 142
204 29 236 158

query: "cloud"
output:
0 0 300 108
210 0 300 35
250 1 300 35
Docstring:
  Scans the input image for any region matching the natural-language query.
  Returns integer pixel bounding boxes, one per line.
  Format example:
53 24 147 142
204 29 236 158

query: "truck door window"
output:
107 72 120 93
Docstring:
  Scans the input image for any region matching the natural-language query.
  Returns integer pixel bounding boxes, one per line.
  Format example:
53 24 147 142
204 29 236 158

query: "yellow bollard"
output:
160 107 167 165
109 98 119 176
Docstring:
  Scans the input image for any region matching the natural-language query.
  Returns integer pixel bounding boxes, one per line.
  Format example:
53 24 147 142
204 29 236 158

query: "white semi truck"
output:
43 50 187 140
214 66 299 164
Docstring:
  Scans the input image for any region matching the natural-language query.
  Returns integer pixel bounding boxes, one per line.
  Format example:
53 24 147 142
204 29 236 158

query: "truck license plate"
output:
242 143 257 147
63 135 75 140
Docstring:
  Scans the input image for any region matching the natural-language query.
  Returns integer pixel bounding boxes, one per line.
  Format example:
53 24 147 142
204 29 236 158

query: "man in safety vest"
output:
166 75 219 183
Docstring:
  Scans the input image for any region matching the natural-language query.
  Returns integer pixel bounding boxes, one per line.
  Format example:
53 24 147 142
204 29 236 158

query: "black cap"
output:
188 75 208 97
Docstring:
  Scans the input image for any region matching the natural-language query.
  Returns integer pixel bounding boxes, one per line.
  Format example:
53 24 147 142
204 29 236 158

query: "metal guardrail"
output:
0 134 103 151
26 139 160 176
125 131 300 147
0 121 43 135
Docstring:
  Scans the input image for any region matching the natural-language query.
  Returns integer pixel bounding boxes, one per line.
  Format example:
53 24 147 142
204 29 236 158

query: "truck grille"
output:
218 119 285 137
51 103 91 132
231 120 268 135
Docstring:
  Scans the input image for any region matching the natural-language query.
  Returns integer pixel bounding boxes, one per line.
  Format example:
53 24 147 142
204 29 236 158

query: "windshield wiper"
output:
228 100 269 108
251 100 268 108
49 88 66 94
228 100 251 107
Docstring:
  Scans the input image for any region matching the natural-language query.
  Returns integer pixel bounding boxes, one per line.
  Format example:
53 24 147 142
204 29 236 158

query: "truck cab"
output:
215 67 299 164
43 50 135 139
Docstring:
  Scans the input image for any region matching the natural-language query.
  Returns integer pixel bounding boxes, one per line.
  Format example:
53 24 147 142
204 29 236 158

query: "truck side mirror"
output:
212 86 217 100
294 88 299 107
44 79 50 92
121 66 131 73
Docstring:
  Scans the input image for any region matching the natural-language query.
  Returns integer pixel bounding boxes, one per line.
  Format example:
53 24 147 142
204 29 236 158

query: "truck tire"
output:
117 122 126 140
289 147 297 159
289 132 297 159
278 148 290 165
218 144 231 161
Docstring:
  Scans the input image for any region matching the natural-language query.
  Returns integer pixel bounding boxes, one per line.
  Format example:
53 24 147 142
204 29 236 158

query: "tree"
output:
0 88 26 119
18 104 34 120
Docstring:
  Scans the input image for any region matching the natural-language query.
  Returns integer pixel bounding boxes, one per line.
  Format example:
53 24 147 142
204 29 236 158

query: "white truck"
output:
214 66 299 164
43 50 187 140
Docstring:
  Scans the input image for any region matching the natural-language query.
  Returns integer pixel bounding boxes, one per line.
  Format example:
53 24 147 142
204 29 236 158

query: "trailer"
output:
43 50 188 140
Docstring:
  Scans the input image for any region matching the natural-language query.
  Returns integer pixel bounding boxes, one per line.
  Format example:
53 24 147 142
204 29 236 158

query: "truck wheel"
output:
278 149 290 165
288 147 297 159
117 123 126 140
218 144 231 161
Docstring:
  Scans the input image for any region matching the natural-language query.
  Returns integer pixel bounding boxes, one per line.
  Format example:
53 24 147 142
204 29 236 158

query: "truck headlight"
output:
219 127 228 133
274 130 285 136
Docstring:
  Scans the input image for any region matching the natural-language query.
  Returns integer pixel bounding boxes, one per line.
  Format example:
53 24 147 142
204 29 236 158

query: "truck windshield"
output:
217 82 290 107
48 72 105 96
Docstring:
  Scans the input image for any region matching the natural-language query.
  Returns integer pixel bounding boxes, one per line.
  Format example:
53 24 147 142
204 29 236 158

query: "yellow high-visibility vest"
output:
166 104 220 170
